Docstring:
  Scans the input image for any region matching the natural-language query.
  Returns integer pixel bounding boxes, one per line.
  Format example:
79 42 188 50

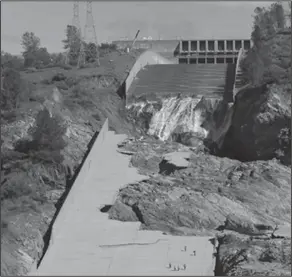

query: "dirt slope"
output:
1 51 139 276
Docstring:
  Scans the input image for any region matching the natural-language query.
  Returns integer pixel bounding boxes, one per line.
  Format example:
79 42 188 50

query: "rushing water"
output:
127 95 229 143
148 97 208 140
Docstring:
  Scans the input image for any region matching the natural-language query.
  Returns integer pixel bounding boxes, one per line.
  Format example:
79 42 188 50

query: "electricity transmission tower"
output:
65 1 82 65
78 0 100 67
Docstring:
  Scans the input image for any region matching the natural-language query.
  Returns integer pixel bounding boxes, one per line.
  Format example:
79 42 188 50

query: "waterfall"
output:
127 96 229 147
148 97 209 140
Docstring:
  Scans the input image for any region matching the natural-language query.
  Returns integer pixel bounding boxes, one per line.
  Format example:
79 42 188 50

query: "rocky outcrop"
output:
219 83 291 165
108 138 291 236
223 214 274 236
217 233 291 276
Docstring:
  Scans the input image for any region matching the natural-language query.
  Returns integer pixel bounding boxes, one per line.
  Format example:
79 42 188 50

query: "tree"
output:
21 32 40 53
270 2 285 29
50 53 65 65
1 51 24 70
28 108 67 152
84 42 98 62
14 108 68 164
21 32 41 67
241 2 290 86
62 25 81 65
1 68 30 110
35 47 51 66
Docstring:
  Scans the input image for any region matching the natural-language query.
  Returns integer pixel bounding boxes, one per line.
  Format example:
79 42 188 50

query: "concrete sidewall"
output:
50 119 109 242
125 50 174 94
233 48 244 100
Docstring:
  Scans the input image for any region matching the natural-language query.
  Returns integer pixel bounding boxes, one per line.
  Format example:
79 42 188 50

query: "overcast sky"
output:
2 1 274 54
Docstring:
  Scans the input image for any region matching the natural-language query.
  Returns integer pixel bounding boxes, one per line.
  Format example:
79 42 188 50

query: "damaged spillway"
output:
148 97 208 140
126 63 235 150
33 121 217 276
127 95 231 151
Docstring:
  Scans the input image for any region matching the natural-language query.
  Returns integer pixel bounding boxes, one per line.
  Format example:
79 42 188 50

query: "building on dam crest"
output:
112 37 252 64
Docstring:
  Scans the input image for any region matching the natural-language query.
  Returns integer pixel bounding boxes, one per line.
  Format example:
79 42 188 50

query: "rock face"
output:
223 214 274 236
108 138 291 237
217 233 291 276
107 137 291 275
220 83 291 165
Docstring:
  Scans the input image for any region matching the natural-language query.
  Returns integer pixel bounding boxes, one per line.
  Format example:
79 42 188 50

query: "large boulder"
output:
220 83 291 165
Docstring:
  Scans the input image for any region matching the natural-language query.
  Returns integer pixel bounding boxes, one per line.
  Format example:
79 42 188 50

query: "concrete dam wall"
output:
125 50 176 95
124 49 243 103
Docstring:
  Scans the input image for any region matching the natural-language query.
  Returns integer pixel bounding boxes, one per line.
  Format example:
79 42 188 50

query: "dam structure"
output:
34 40 246 275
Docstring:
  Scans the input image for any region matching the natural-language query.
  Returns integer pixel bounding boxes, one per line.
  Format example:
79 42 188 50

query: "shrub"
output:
14 108 67 163
1 52 24 71
217 248 248 276
1 68 31 110
29 108 67 150
64 76 78 88
52 72 66 82
70 82 93 99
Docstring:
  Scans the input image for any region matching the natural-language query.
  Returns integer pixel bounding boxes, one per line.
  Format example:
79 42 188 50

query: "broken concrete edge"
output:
272 224 291 238
102 143 219 274
163 151 191 167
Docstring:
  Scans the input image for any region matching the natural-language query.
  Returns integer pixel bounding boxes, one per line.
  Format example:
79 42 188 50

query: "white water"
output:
128 101 158 114
148 97 209 140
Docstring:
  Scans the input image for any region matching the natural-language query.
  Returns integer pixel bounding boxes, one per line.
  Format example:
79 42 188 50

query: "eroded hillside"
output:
1 51 140 275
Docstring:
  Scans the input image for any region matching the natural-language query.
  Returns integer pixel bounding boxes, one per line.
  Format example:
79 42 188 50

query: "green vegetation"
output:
1 68 31 110
1 21 131 274
1 27 105 276
62 25 118 65
21 32 51 68
14 108 67 163
241 2 291 86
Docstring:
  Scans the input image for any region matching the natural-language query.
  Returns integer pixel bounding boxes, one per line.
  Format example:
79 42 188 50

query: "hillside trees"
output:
21 32 40 67
14 108 67 163
1 68 31 111
62 25 82 65
1 51 24 70
21 32 51 67
50 52 65 64
62 25 100 65
241 2 290 86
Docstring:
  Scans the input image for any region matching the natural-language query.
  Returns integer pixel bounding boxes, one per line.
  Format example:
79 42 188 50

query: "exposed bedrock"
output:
127 82 291 165
219 84 291 165
108 142 291 236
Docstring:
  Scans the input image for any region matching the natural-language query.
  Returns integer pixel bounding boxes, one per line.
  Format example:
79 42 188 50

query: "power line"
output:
78 0 100 67
65 1 82 65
